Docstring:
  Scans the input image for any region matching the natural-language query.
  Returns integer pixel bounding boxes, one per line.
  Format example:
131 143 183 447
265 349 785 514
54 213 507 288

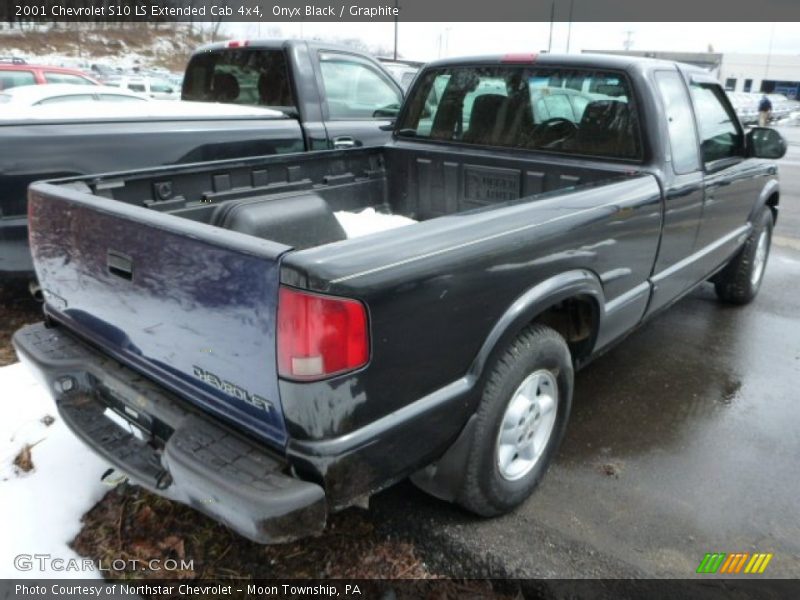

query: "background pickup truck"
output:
0 39 403 279
15 53 786 544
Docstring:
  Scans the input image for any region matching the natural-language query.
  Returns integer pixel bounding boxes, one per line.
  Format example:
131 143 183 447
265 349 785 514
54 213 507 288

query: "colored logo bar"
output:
696 553 773 574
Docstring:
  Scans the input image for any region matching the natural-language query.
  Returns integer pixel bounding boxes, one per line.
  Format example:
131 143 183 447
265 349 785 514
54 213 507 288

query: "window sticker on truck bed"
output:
192 366 273 413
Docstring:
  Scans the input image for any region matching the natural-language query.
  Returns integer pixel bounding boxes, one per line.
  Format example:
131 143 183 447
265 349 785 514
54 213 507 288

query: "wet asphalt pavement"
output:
372 125 800 578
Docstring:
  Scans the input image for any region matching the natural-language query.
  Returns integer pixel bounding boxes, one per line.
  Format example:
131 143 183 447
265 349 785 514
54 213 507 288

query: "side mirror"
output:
747 127 787 159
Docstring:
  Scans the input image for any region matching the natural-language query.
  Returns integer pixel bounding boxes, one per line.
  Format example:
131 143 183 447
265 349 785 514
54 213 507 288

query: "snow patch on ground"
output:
335 207 417 239
0 363 109 578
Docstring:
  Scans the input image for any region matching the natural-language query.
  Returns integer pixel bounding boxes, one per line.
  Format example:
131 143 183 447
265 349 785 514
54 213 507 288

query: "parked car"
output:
0 63 98 90
89 63 124 83
728 92 759 125
0 84 148 107
109 75 180 100
766 93 793 121
0 56 27 65
379 59 422 90
0 39 403 280
15 53 785 544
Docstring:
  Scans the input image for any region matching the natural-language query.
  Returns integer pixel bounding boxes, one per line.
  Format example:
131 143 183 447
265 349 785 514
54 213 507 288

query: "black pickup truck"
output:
14 54 786 543
0 39 403 279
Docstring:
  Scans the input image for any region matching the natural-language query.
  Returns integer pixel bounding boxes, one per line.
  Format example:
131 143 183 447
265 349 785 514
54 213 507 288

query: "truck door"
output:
314 50 403 149
648 69 706 314
688 79 762 263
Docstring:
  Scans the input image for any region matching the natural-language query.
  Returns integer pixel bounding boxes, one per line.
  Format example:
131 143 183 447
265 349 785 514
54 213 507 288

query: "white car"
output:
0 83 148 107
109 76 180 100
381 62 420 90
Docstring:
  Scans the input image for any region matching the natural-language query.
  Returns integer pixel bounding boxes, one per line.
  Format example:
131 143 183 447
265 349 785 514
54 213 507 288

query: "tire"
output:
458 324 573 517
714 208 773 304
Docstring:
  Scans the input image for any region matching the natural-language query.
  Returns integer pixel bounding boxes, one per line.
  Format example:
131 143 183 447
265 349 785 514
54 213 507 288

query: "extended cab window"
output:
689 82 744 165
319 52 402 119
183 48 296 110
400 65 642 160
655 70 700 174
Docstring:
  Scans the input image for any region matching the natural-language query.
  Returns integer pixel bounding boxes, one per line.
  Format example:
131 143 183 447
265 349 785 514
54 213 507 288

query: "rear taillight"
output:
277 286 369 381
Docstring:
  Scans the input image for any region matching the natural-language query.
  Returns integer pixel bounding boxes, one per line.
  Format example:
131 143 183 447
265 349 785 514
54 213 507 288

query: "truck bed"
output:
61 143 630 250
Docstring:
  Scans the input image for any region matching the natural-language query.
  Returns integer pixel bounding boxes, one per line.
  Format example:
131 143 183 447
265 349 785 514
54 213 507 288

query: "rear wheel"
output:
714 208 773 304
458 324 573 517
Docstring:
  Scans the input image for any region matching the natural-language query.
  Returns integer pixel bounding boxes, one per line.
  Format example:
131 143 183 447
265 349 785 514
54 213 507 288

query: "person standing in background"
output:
758 94 773 126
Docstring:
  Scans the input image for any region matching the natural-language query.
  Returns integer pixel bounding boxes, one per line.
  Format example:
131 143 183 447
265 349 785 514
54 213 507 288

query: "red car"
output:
0 61 99 90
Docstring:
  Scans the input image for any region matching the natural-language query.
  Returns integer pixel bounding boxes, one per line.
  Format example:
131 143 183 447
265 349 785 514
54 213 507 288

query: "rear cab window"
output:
399 64 642 160
183 48 296 111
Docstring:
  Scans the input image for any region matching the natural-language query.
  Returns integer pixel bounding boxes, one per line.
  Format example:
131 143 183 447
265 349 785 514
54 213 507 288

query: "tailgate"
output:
28 181 292 448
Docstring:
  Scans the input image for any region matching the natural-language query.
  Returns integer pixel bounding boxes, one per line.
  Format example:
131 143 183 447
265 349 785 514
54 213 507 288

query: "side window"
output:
543 94 574 122
0 70 36 90
654 71 700 174
149 80 174 94
416 74 450 136
462 78 506 130
36 94 94 105
319 52 402 119
689 82 744 164
127 83 146 93
97 94 146 102
569 95 590 121
44 73 93 85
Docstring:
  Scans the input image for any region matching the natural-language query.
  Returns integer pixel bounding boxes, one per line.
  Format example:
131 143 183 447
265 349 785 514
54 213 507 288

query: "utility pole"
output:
764 22 775 89
623 30 634 51
548 1 555 53
393 0 399 60
566 0 574 53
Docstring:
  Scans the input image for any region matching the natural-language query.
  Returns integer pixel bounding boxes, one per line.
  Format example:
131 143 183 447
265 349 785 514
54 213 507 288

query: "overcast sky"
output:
228 22 800 61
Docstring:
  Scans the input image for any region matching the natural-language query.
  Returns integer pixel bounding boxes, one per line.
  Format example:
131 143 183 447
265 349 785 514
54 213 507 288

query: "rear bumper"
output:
0 216 34 278
12 322 327 544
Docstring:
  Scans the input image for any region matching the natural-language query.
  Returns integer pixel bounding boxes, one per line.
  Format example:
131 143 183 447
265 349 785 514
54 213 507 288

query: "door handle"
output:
332 136 357 149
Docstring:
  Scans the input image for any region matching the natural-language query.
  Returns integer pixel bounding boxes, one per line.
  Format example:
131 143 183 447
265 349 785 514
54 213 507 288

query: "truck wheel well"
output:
531 295 598 365
766 192 779 224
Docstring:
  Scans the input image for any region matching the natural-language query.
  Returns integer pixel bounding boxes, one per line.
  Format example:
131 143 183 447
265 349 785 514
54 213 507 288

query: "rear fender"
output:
751 178 779 224
468 269 605 381
411 269 604 501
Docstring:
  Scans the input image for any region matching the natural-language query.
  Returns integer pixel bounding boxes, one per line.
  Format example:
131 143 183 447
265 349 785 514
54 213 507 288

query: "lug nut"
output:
54 376 75 394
